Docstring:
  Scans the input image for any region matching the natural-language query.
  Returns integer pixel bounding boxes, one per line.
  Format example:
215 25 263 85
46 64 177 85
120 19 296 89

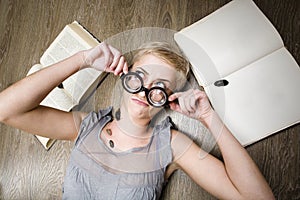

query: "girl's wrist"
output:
77 50 90 70
199 109 217 128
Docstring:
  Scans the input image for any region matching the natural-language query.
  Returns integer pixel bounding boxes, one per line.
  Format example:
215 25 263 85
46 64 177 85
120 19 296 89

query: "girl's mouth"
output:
131 97 149 107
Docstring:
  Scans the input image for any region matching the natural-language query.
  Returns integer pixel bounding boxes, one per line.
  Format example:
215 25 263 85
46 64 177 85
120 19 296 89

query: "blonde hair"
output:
132 42 190 91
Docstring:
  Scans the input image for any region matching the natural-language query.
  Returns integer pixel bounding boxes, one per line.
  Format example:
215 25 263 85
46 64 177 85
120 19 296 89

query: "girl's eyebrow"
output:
156 78 171 83
136 67 149 75
136 67 171 83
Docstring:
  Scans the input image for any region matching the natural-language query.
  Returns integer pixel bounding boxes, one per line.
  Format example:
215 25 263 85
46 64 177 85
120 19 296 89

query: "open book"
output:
174 0 300 146
27 21 103 150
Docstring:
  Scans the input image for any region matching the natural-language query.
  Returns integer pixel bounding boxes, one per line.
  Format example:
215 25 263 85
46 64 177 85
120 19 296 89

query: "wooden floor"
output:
0 0 299 199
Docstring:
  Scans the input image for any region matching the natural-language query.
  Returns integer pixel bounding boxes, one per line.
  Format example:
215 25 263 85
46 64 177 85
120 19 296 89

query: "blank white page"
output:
174 0 283 86
206 48 300 146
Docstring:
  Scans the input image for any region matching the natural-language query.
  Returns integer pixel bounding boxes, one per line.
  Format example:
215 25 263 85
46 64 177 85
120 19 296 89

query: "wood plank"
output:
0 0 298 199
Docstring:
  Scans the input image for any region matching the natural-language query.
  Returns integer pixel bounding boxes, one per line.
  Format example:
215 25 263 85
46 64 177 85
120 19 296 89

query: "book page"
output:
35 136 56 150
39 21 101 104
27 22 101 149
205 48 300 146
62 68 101 104
40 23 95 67
27 63 43 75
27 64 75 111
40 88 75 111
175 36 218 87
174 0 283 86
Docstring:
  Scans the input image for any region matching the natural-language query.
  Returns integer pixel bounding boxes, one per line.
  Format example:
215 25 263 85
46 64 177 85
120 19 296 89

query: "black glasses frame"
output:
121 72 169 107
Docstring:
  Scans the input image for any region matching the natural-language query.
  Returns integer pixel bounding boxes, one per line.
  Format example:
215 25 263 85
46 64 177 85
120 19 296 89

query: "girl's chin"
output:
130 106 162 121
130 106 150 118
127 102 152 119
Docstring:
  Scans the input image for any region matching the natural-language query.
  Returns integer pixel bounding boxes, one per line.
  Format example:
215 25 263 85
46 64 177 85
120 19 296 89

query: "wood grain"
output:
0 0 299 199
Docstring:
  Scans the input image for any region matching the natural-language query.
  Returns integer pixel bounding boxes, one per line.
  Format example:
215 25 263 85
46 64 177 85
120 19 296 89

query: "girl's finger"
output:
178 96 189 115
101 44 114 70
114 56 125 75
108 45 122 70
168 92 182 102
123 61 129 74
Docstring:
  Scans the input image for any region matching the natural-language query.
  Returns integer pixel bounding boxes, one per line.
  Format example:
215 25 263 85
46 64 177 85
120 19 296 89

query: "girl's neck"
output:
115 107 152 139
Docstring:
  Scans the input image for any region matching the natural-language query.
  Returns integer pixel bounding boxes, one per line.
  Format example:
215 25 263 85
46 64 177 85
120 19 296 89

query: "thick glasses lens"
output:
148 87 167 107
123 73 143 93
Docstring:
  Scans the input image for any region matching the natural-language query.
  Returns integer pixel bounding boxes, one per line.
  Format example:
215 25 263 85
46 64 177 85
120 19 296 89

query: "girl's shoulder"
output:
170 129 194 161
74 107 113 145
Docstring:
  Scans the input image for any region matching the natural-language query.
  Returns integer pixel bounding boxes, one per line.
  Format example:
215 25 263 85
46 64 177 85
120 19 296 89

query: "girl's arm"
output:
0 43 127 141
169 89 275 199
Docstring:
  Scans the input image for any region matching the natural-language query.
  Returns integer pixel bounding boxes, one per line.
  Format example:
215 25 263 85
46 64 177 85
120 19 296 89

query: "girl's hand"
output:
168 89 213 122
82 42 128 76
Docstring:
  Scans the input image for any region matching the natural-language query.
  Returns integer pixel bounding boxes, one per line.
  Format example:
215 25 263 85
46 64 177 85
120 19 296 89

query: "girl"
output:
0 42 274 199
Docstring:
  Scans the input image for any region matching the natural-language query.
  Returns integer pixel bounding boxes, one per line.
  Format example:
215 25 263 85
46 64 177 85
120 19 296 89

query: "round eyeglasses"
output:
121 72 169 107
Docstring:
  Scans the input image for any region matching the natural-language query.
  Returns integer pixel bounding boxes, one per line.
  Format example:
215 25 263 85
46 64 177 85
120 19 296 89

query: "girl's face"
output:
122 54 178 121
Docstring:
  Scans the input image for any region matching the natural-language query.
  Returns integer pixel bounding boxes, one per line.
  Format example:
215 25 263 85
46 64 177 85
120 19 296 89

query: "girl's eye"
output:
154 82 166 89
135 70 145 79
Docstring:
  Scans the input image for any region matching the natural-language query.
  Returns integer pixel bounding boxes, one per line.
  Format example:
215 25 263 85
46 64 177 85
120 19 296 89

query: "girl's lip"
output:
131 97 149 107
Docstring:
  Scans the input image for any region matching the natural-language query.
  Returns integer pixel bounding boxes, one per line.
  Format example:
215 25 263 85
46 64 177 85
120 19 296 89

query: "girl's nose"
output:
143 82 155 91
138 91 146 98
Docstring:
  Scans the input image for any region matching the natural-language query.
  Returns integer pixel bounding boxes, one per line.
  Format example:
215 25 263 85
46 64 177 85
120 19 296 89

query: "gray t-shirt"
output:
62 107 173 200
